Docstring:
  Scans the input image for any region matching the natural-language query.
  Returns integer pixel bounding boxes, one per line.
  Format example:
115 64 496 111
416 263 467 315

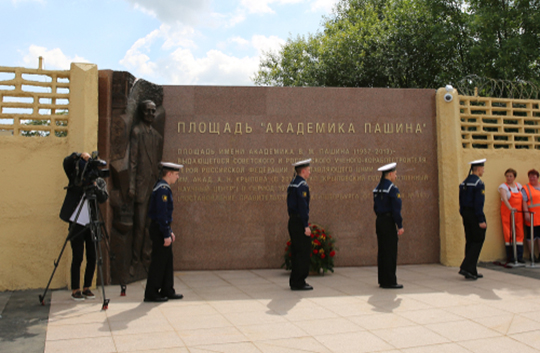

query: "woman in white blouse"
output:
498 168 525 263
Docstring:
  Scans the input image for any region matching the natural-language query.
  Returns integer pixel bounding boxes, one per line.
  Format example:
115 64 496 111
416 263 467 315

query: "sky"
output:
1 0 339 86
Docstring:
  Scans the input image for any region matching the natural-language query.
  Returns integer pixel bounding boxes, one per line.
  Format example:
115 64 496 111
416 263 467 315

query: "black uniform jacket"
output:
459 174 486 222
287 175 310 228
59 153 86 223
373 178 403 229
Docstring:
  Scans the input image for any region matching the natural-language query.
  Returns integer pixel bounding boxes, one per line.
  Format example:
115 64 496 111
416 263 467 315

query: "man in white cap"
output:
287 159 313 290
144 162 184 302
373 162 404 289
458 159 487 280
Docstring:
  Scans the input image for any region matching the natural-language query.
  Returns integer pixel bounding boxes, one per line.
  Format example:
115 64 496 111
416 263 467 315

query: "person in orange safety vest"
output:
498 168 524 263
522 169 540 262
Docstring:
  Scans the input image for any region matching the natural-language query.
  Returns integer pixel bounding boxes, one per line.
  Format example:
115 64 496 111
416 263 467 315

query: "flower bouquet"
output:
282 223 336 275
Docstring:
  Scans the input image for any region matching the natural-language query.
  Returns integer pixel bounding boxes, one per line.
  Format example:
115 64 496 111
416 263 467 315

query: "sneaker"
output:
82 289 96 299
71 291 84 301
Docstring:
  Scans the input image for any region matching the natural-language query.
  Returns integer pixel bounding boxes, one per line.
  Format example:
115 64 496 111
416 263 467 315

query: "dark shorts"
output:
525 225 540 239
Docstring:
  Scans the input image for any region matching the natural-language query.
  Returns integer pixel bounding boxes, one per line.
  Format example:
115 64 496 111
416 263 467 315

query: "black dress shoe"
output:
475 273 483 278
380 284 403 289
166 293 184 300
144 296 168 303
458 269 477 280
291 284 313 291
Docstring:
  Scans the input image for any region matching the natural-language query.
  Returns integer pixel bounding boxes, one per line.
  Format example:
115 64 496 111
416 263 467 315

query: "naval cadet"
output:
144 162 184 302
459 159 487 280
373 162 404 289
287 159 313 291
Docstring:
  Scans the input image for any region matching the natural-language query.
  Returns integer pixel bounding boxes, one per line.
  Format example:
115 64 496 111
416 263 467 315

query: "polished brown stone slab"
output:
162 86 438 271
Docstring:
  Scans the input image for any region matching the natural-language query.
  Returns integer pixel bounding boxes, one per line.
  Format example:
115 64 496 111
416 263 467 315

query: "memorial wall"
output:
162 86 439 270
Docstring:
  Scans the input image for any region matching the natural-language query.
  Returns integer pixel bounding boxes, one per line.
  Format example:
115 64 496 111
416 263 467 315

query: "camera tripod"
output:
39 186 111 310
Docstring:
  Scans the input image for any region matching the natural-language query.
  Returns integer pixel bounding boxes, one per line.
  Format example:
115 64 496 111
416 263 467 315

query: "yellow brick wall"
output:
437 87 540 266
0 62 98 290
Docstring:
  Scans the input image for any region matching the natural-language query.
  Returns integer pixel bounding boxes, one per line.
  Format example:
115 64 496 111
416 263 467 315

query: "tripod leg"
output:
39 236 70 305
88 197 110 310
92 222 109 310
39 223 88 305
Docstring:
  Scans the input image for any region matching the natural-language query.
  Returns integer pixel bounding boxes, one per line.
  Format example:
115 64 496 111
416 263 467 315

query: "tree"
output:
253 0 540 89
467 0 540 83
20 110 68 137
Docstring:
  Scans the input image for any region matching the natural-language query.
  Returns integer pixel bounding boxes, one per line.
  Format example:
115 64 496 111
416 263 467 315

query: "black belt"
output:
377 212 392 217
289 212 301 218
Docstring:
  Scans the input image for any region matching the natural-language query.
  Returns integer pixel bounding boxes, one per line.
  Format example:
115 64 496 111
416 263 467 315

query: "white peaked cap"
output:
469 158 486 165
377 162 397 172
160 162 183 171
292 158 311 167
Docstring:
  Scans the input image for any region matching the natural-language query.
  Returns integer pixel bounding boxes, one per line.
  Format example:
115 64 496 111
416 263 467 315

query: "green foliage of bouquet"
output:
282 223 336 275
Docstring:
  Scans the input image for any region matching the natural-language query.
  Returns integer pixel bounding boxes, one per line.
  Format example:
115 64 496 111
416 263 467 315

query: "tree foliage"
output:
253 0 540 89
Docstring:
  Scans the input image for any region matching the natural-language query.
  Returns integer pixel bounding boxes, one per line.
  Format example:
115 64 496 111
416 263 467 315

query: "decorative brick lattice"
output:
460 95 540 149
0 62 70 137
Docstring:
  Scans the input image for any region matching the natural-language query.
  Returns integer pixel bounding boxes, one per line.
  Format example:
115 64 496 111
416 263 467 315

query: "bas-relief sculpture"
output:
128 100 163 276
107 72 165 284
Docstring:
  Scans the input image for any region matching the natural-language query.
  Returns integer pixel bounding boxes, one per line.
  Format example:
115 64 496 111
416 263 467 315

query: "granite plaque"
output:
162 86 438 270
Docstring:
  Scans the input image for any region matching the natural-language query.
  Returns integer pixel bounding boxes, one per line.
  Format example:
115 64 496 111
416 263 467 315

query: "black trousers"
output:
288 215 311 288
145 222 174 299
376 214 398 286
69 223 96 290
460 209 486 275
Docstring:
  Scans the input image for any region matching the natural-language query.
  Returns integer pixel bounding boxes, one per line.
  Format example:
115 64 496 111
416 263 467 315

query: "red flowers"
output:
282 223 336 274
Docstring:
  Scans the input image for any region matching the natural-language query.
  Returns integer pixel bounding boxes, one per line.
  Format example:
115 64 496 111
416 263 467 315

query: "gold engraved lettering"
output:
286 123 294 133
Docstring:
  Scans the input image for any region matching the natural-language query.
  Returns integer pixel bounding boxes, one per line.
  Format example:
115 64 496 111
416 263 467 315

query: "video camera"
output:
76 151 110 186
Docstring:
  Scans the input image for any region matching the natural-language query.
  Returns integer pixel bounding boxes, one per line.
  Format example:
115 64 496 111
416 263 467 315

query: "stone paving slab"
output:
36 264 540 353
0 289 50 353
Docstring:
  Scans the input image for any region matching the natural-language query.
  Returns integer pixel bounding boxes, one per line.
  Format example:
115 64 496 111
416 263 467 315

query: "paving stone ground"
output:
2 264 540 353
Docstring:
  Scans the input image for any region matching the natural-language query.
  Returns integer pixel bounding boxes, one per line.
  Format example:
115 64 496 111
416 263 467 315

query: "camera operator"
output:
59 152 107 301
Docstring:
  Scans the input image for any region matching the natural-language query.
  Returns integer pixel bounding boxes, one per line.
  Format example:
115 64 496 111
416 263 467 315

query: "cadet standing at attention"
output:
459 159 487 280
144 162 184 302
287 159 313 291
373 162 404 289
